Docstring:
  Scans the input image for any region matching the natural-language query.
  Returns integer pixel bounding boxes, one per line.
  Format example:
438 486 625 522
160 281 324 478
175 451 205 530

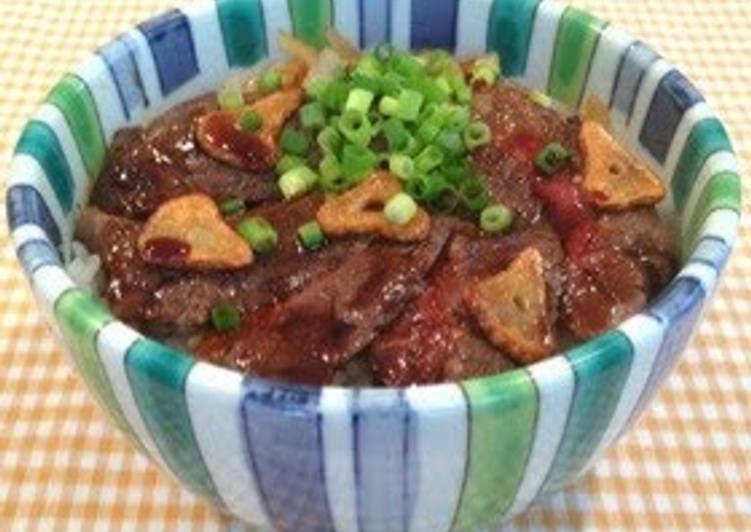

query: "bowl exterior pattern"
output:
6 0 740 530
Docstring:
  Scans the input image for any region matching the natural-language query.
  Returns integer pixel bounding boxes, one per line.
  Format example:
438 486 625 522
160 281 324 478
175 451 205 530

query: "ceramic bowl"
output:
6 0 740 529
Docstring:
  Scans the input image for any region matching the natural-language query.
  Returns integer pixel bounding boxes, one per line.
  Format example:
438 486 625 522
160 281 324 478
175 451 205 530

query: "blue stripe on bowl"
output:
354 389 413 532
410 0 459 51
6 185 63 247
241 381 335 531
521 0 565 92
359 0 391 49
690 235 732 272
639 69 704 164
137 9 200 96
97 35 150 120
14 121 74 214
610 41 659 121
627 277 706 426
17 239 62 275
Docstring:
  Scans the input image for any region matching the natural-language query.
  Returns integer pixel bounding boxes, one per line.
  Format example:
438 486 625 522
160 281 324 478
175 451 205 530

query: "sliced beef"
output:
195 219 455 385
90 94 276 221
370 223 564 386
471 83 581 226
75 208 161 322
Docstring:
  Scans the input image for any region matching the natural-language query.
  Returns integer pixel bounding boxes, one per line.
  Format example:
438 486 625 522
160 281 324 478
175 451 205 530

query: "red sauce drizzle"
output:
142 237 191 267
201 113 272 172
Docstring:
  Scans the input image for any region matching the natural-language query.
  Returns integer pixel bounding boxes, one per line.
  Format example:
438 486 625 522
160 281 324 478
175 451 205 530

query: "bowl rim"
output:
6 0 741 403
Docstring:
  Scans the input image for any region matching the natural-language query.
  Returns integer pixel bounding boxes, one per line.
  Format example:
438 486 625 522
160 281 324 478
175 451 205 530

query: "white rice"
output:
66 241 103 290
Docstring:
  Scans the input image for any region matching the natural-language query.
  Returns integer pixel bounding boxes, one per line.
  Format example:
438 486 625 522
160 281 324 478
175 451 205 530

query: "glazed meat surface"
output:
78 77 676 386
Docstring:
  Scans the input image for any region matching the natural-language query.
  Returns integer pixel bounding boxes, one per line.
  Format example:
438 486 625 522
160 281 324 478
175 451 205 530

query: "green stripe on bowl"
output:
45 74 106 179
547 7 605 108
453 369 537 530
216 0 268 67
683 170 741 256
672 118 733 211
542 331 633 492
287 0 333 49
125 339 220 503
14 121 74 213
55 290 141 445
486 0 540 77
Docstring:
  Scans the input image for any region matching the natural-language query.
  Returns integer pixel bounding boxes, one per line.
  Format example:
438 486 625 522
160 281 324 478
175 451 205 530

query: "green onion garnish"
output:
217 87 244 110
384 192 418 226
219 197 245 216
414 145 444 173
317 126 343 154
299 101 327 130
275 154 306 175
278 165 318 200
480 204 514 233
341 144 377 180
463 121 491 150
379 89 424 122
238 110 262 132
237 216 278 253
259 70 282 93
470 53 501 86
389 154 414 180
211 302 241 332
459 178 489 213
338 109 374 147
534 142 571 175
345 88 375 114
297 221 325 251
437 131 466 156
280 126 310 156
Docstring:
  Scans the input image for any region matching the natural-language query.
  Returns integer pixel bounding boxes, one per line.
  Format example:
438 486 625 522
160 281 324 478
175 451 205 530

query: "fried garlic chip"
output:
581 120 666 210
196 89 303 171
464 247 555 363
317 171 430 242
138 193 252 270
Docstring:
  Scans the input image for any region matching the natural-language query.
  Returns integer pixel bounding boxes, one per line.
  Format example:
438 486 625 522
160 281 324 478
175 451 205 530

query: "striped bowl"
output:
6 0 741 530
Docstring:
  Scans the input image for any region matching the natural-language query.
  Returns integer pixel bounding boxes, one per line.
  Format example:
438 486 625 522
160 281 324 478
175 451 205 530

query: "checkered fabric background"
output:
0 1 748 529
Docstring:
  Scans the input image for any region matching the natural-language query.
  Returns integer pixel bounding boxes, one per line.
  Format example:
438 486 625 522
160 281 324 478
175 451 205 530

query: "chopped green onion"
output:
259 70 282 93
219 197 245 216
319 153 341 180
480 204 514 233
280 126 310 156
319 79 351 111
437 131 466 156
238 110 263 132
534 142 571 175
237 216 278 253
405 174 430 200
390 53 425 78
379 89 424 122
445 106 471 130
317 126 343 154
416 104 453 144
211 302 241 332
530 90 553 108
341 144 377 180
299 102 327 130
275 154 306 175
297 221 325 251
458 178 489 212
415 145 444 173
470 53 501 86
374 43 394 62
427 185 459 213
354 53 383 79
389 154 415 180
337 109 373 147
384 193 418 226
217 87 244 110
278 165 318 200
463 121 491 150
345 88 375 114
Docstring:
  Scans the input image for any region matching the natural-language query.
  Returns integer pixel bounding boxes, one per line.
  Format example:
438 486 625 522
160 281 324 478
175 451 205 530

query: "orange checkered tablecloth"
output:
0 0 749 529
